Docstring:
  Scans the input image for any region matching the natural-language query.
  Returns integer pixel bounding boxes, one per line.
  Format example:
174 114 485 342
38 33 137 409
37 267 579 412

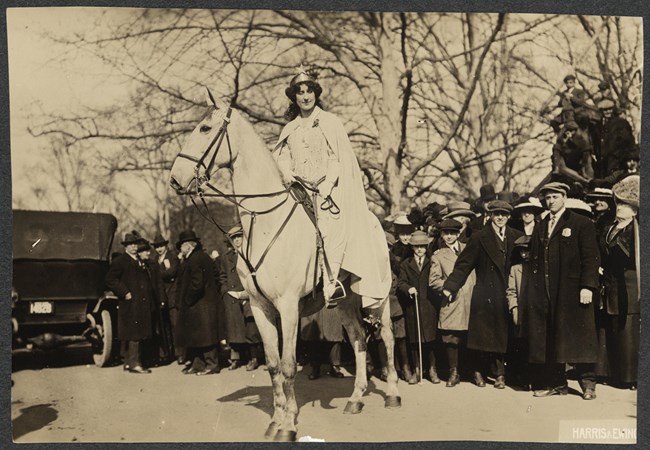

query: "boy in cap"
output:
526 182 600 399
443 200 523 389
429 219 475 387
397 230 439 384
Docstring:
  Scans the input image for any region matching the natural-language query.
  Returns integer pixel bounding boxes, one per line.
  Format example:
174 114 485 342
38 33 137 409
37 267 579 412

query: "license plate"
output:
29 301 53 314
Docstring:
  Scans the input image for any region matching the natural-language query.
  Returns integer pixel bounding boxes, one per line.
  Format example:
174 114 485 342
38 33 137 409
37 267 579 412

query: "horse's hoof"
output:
264 422 279 440
274 430 297 442
343 401 364 414
384 395 402 409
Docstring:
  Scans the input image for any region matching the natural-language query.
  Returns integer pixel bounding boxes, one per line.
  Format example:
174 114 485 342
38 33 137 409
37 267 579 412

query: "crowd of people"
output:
105 69 639 404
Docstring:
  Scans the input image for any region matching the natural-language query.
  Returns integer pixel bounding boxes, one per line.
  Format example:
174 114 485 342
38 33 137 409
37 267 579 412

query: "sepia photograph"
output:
6 3 642 446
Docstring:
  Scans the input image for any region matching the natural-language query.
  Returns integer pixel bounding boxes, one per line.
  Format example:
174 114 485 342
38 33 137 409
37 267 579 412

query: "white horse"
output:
169 94 400 442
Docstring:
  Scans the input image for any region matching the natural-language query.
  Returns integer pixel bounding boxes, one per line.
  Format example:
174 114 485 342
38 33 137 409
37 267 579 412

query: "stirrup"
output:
325 279 346 309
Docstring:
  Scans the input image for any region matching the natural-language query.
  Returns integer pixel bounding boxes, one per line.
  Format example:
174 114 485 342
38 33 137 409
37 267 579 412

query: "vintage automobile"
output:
12 210 119 366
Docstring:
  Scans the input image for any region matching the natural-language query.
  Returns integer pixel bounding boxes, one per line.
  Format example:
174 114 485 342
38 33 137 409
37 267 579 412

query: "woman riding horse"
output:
274 70 391 308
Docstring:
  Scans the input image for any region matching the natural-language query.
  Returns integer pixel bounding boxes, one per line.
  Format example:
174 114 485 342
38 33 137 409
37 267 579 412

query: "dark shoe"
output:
494 375 506 389
196 368 221 376
402 366 414 383
446 368 460 387
582 388 597 400
228 360 241 371
533 385 569 397
428 367 441 384
182 367 199 375
246 358 259 372
308 365 321 380
407 368 418 385
473 371 486 387
329 365 344 378
128 366 151 374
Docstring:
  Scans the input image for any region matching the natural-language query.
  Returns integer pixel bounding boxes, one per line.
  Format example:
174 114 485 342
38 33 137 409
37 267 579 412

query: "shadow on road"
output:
216 368 386 420
12 345 94 373
12 403 59 440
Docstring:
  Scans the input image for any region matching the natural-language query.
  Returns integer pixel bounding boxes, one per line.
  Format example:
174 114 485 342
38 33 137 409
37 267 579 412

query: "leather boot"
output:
446 368 460 387
402 365 415 384
429 367 441 384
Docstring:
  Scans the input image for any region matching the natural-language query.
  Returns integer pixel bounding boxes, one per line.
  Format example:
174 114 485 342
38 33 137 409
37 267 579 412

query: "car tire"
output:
92 310 113 367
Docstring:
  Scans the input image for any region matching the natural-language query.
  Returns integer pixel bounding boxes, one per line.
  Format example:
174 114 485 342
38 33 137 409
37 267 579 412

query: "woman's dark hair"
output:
283 81 324 121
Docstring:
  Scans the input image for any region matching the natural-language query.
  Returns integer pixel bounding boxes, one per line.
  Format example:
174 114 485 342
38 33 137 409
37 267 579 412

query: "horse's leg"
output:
337 293 367 414
274 299 300 442
250 302 284 439
376 298 401 408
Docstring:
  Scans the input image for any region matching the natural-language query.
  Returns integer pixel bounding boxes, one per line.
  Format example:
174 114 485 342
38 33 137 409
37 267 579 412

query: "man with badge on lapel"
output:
525 182 600 400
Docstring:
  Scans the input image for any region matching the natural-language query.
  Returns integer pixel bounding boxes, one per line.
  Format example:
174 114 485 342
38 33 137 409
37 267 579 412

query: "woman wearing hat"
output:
273 68 391 307
511 197 544 236
397 231 439 384
599 176 639 390
105 232 156 374
429 219 475 387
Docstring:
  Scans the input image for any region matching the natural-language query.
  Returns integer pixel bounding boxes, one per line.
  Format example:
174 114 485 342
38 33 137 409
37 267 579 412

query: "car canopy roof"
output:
13 210 118 261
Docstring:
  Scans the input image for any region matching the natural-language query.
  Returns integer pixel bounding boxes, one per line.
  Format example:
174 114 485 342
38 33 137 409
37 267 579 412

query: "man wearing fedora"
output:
151 234 183 364
218 225 263 372
443 200 523 389
525 182 600 400
397 230 440 384
105 232 155 374
175 230 222 375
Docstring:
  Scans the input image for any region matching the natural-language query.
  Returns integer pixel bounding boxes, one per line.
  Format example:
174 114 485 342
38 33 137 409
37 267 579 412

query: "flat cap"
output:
438 219 463 232
597 98 616 110
409 230 429 246
514 235 531 248
486 200 513 214
540 182 570 196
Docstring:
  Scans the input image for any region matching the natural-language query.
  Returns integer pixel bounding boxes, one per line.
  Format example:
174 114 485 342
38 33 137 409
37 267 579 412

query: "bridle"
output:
174 102 295 303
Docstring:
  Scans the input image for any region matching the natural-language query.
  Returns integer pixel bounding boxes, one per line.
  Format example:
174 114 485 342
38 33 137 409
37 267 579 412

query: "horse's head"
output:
169 89 237 195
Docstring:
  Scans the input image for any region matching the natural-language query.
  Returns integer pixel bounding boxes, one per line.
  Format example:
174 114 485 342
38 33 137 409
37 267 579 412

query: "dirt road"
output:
10 347 637 445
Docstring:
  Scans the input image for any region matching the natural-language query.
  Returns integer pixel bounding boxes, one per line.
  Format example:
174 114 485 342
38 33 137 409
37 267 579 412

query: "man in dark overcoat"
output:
397 231 439 384
152 234 182 364
105 232 155 374
443 200 523 389
524 182 600 400
594 99 635 177
218 225 263 371
175 230 222 375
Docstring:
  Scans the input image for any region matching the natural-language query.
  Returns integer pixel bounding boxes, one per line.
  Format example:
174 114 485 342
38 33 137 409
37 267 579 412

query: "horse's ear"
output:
204 87 219 109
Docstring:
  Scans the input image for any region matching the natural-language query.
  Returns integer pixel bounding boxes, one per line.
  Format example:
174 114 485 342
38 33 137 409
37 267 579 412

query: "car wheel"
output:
92 310 113 367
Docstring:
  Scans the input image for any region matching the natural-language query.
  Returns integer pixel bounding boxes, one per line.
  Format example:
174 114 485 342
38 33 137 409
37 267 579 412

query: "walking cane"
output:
411 291 424 385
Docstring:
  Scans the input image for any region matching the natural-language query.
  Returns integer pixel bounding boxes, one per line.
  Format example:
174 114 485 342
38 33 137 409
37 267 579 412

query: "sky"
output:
8 8 138 208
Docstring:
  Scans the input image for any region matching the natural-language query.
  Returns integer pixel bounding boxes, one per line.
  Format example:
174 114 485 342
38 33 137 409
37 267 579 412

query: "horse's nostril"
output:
170 177 183 192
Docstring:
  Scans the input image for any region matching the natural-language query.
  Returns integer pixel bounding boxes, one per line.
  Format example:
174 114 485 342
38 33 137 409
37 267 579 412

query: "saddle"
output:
288 180 346 309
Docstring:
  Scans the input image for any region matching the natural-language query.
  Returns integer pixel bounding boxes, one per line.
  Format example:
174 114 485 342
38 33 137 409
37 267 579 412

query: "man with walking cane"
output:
397 231 439 384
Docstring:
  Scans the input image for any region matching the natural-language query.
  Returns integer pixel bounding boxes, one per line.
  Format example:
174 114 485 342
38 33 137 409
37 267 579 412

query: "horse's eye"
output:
200 125 212 133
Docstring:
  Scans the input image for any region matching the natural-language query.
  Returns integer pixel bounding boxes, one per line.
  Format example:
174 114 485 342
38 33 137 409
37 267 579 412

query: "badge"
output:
562 228 572 237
